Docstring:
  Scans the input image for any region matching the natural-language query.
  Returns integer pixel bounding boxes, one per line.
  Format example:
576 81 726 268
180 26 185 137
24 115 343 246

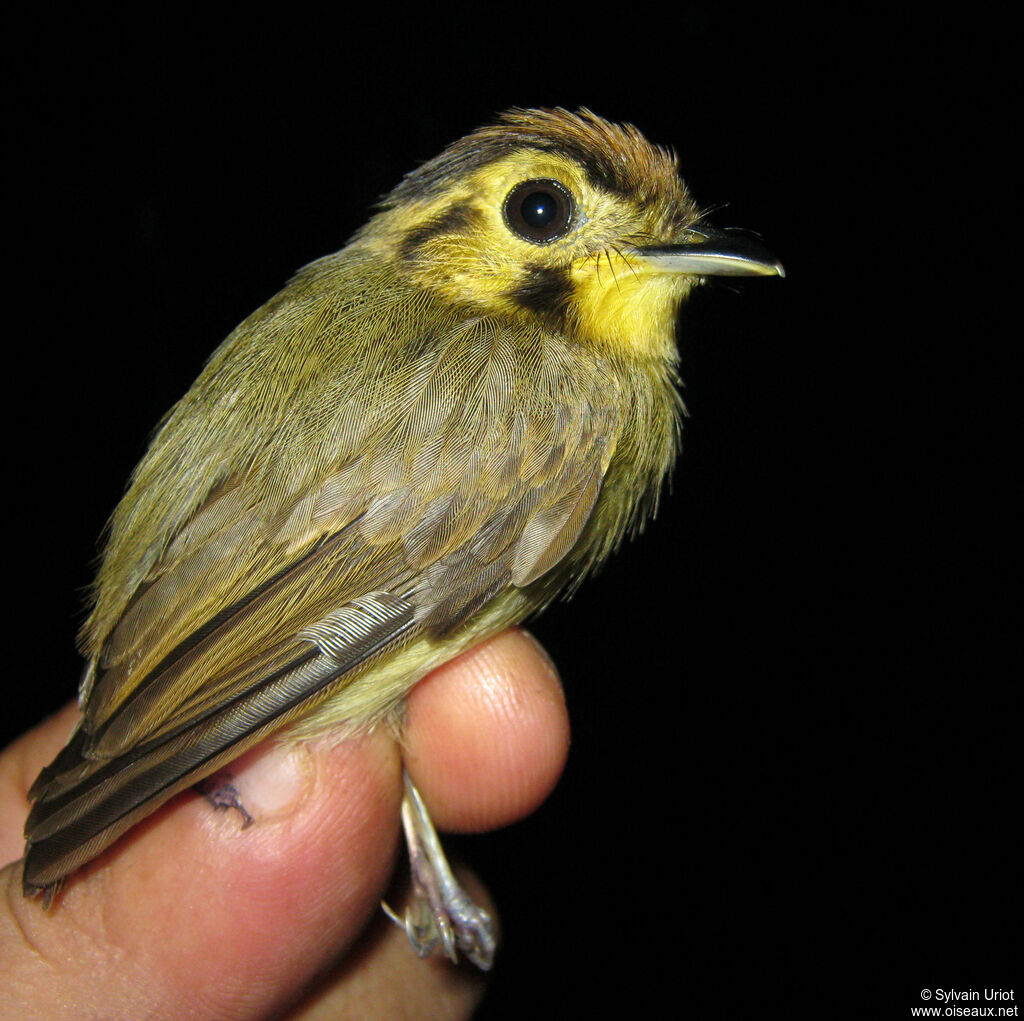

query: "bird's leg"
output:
381 770 496 971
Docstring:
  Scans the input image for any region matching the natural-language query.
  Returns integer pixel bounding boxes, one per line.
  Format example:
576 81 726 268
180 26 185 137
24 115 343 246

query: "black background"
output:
7 9 1015 1018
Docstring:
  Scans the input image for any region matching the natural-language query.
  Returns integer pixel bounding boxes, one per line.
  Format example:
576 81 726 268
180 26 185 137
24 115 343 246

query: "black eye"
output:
503 179 575 244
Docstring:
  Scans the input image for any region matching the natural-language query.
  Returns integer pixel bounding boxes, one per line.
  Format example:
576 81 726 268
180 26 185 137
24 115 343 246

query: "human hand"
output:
0 629 569 1020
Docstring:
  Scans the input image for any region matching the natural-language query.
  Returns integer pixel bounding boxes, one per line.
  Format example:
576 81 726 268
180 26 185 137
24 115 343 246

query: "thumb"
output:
1 715 402 1018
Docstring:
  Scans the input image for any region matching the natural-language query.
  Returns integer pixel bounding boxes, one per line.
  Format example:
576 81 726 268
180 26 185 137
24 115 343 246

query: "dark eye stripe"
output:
399 201 480 261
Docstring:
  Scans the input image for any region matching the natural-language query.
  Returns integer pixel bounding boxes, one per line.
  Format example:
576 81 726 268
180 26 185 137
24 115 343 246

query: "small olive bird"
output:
22 108 782 969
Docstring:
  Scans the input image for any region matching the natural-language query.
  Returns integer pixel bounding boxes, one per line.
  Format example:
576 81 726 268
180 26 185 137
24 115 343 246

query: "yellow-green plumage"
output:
23 108 780 938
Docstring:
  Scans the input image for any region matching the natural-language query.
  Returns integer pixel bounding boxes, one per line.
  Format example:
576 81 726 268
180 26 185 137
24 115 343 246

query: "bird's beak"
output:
634 226 785 278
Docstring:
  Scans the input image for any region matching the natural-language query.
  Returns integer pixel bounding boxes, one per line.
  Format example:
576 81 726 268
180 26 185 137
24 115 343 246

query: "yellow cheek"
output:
570 255 693 361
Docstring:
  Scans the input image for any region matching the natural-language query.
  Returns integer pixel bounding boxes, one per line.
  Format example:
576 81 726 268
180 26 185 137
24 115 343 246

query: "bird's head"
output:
358 108 782 363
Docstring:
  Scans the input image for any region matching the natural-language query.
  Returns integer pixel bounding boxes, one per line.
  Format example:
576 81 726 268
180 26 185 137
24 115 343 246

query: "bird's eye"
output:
503 179 575 244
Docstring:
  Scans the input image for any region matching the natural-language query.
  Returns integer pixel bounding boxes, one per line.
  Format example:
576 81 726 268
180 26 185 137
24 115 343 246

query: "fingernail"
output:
223 741 314 820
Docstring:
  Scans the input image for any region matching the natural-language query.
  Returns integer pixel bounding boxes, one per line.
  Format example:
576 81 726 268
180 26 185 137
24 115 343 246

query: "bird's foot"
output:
382 770 496 971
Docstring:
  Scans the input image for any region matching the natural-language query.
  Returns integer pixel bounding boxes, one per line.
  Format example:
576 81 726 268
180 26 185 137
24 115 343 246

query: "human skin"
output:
0 628 569 1020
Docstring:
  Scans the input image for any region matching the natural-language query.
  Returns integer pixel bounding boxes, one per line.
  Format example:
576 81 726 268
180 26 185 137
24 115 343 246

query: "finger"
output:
2 730 403 1019
0 703 79 865
282 867 492 1021
402 628 570 831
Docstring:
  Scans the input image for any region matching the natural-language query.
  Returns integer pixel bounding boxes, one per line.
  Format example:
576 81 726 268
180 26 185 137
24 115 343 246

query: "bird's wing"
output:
24 313 620 892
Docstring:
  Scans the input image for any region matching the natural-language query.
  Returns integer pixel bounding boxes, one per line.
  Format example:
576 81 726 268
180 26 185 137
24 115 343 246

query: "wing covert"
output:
72 311 621 766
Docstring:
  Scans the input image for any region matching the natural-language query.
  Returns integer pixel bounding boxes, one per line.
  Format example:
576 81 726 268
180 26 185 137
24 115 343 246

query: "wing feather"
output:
83 316 619 754
24 261 624 895
25 592 417 890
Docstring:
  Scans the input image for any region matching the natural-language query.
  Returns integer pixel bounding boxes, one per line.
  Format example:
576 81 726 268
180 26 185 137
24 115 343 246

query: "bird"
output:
22 107 782 970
